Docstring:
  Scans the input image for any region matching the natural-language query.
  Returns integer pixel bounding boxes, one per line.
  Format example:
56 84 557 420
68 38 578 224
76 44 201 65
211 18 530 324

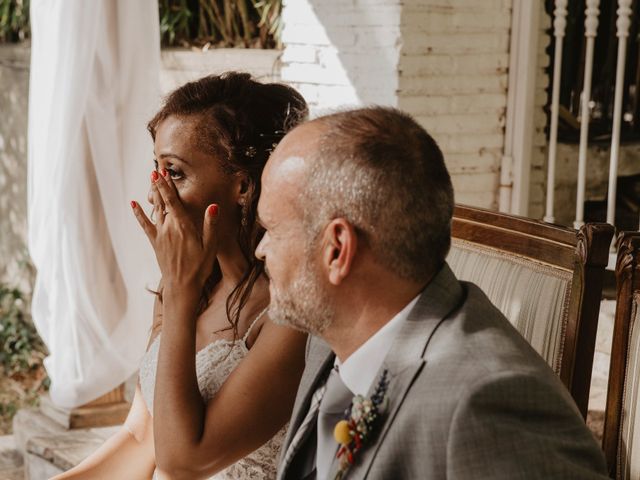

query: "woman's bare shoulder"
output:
250 314 307 352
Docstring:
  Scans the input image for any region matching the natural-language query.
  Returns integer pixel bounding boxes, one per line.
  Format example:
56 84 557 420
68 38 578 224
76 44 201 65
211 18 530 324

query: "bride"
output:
53 72 308 479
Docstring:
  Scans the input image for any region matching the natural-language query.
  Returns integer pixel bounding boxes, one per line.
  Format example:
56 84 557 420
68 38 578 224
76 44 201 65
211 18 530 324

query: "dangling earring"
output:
239 198 248 228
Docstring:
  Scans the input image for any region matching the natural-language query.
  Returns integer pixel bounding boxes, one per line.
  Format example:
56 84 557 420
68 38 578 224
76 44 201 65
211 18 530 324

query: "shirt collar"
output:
335 294 420 396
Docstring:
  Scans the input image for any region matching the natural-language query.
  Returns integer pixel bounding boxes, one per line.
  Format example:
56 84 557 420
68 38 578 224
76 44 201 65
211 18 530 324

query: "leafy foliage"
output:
0 0 29 43
0 363 48 434
0 283 46 375
159 0 194 47
160 0 282 48
0 0 282 48
0 281 48 435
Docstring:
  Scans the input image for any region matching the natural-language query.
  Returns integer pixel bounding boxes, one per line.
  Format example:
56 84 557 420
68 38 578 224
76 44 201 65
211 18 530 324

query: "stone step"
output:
12 409 68 458
0 434 24 480
0 467 24 480
12 409 121 479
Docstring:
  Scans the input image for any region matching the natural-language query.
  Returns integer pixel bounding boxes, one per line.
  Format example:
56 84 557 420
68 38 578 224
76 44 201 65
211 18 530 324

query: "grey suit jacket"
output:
277 264 608 480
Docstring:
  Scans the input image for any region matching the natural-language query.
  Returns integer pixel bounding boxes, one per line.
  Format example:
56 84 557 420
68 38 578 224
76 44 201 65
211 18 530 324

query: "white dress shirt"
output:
314 295 420 480
336 295 420 396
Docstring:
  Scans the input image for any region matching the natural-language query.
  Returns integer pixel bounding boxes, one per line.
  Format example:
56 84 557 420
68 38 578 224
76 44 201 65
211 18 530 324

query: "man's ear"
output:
321 219 358 286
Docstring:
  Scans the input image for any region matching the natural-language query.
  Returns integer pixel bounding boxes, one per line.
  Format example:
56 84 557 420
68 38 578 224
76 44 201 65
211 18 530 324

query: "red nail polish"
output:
161 168 168 177
208 204 219 217
151 171 159 182
130 200 137 209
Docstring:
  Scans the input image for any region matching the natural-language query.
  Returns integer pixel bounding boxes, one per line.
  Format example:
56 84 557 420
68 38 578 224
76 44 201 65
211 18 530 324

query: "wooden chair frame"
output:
451 205 614 418
602 232 640 478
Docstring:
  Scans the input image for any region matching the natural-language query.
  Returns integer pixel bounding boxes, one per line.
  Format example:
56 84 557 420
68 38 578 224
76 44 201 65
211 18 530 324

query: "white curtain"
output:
28 0 161 408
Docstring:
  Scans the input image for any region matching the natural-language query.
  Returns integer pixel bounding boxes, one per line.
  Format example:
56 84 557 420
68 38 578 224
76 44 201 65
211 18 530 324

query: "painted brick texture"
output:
281 0 402 110
281 0 514 209
529 4 551 220
398 0 512 208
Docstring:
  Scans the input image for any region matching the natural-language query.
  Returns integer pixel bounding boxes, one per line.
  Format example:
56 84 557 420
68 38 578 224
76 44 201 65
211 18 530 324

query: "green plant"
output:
252 0 282 48
159 0 194 47
0 283 46 375
0 0 282 48
0 0 30 43
0 267 49 435
159 0 282 48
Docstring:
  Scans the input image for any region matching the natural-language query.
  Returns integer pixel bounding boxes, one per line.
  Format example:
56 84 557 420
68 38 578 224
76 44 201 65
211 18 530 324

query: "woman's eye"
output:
167 168 183 180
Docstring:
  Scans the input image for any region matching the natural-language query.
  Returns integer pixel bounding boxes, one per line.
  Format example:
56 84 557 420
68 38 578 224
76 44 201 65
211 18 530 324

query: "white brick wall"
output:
0 44 31 290
281 0 402 111
398 0 512 209
400 33 511 56
159 49 281 94
528 4 551 220
281 0 515 209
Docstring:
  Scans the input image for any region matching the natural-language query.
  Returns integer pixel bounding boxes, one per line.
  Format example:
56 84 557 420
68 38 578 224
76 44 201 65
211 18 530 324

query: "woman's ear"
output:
235 174 252 207
321 219 358 286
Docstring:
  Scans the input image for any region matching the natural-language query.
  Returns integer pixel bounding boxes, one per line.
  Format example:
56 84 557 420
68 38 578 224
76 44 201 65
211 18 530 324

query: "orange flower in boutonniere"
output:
332 370 390 480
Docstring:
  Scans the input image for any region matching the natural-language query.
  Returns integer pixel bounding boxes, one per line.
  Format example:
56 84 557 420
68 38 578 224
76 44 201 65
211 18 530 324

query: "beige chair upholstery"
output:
618 303 640 479
448 239 572 373
603 233 640 478
449 205 613 418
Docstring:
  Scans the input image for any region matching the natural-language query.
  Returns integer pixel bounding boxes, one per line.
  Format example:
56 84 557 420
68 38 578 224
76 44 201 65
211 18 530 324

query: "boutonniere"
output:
332 370 390 479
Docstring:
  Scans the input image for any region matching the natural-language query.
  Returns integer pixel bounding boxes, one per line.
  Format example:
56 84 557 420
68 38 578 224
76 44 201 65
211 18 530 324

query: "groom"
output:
255 107 608 479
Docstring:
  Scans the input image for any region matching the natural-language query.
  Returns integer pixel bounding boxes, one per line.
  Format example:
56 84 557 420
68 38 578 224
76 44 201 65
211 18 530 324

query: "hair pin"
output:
258 130 286 139
244 146 257 158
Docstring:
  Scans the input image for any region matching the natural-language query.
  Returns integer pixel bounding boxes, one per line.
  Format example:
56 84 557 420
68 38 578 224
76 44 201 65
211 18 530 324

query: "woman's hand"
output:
131 169 219 289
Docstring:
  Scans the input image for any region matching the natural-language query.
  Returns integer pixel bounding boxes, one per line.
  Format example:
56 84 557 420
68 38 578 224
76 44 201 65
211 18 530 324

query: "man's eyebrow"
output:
158 153 190 165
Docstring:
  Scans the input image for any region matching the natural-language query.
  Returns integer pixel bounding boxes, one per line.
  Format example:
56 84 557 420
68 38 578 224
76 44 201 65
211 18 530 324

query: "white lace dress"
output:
139 314 286 479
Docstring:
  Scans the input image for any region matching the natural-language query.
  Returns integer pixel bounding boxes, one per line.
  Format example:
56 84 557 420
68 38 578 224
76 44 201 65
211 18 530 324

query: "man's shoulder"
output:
407 277 561 396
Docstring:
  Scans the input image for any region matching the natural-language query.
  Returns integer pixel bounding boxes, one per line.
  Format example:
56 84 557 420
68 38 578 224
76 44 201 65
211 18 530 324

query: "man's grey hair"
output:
300 106 454 283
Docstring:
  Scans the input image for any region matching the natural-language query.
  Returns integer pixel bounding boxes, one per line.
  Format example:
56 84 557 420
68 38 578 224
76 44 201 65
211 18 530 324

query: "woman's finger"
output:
131 200 156 243
160 168 180 197
155 170 186 216
202 204 220 263
150 172 165 224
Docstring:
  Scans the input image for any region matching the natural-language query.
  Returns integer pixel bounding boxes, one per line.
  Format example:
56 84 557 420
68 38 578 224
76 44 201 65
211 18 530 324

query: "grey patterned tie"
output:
316 367 353 480
282 381 326 477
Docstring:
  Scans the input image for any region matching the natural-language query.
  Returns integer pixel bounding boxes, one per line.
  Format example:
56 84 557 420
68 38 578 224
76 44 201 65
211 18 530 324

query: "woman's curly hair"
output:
148 72 308 339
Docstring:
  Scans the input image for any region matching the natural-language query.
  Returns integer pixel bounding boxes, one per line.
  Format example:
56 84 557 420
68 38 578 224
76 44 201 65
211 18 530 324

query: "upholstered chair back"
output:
448 240 572 371
447 205 613 418
603 232 640 478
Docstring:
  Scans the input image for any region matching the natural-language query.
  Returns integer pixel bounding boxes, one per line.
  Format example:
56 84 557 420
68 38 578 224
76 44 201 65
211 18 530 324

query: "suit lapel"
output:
328 264 465 479
327 361 427 480
279 337 334 479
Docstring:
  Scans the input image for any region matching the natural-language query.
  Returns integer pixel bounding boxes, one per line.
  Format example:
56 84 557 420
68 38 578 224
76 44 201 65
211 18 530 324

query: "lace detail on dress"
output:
139 310 286 479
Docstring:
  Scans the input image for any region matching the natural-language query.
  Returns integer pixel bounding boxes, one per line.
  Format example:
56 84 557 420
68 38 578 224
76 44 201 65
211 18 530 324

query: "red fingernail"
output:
130 200 137 209
151 171 159 182
208 204 219 217
161 168 168 177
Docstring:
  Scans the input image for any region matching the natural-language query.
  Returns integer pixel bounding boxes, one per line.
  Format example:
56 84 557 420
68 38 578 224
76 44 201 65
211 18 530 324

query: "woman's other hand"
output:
131 169 219 289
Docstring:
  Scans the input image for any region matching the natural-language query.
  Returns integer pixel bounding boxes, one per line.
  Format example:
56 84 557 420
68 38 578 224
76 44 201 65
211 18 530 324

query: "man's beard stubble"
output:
267 259 335 336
